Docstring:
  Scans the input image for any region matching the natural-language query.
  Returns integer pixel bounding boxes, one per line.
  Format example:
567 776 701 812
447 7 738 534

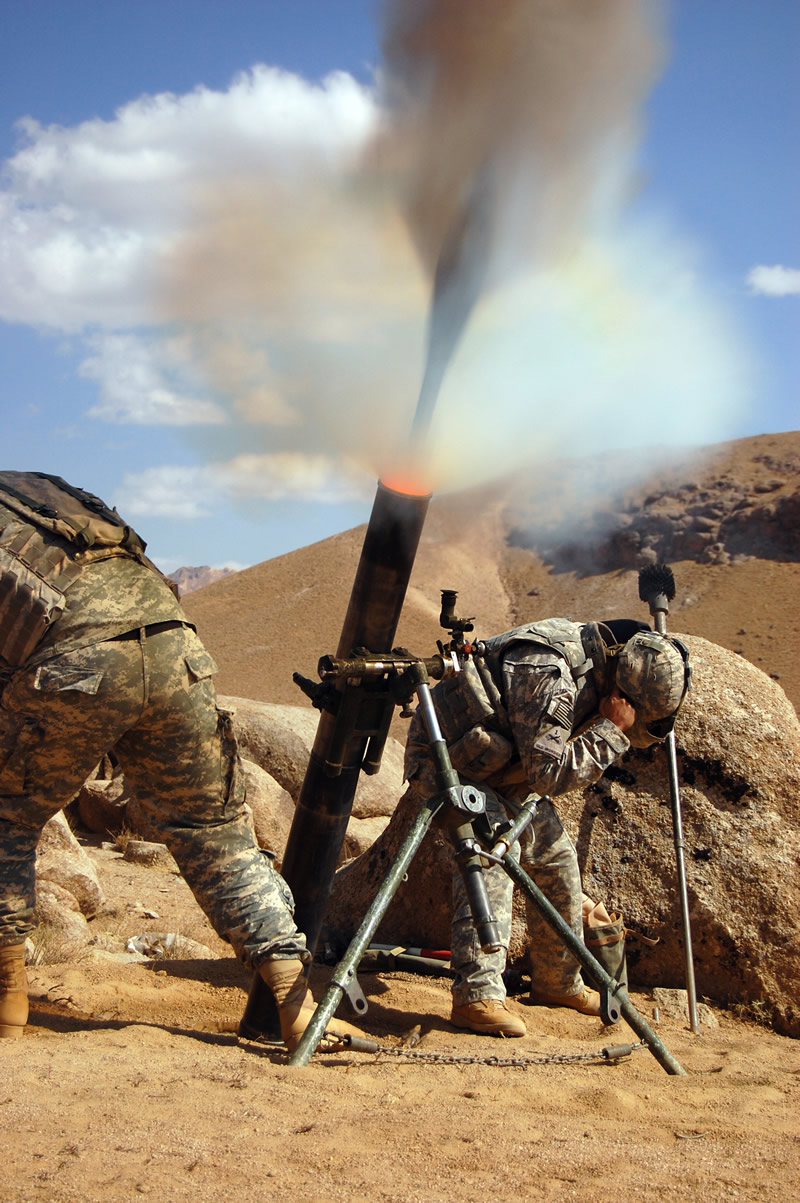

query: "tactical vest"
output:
0 471 173 667
433 619 608 749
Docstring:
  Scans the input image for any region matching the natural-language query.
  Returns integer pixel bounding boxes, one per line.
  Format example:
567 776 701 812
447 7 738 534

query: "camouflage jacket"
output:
404 622 630 802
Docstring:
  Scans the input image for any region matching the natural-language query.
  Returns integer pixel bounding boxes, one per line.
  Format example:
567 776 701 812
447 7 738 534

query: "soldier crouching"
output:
403 617 689 1037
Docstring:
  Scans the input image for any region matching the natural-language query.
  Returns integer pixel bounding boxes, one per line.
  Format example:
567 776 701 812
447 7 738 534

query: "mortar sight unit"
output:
292 587 477 777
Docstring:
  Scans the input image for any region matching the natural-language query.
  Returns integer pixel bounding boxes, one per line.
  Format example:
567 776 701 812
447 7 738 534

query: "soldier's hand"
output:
599 688 636 732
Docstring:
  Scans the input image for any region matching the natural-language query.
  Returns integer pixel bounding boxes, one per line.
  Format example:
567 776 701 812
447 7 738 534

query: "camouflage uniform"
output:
404 628 630 1006
0 502 307 968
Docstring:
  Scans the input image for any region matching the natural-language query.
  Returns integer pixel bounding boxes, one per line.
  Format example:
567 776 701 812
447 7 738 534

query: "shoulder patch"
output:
532 723 567 760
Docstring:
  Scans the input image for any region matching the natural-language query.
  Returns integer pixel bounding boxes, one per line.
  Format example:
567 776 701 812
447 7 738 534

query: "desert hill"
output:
182 430 800 716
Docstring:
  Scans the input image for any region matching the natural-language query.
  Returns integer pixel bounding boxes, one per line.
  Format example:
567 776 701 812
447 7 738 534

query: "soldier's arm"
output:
504 658 630 797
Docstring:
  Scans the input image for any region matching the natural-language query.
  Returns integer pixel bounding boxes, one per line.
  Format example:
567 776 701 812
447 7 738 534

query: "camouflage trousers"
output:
0 625 307 968
448 789 583 1005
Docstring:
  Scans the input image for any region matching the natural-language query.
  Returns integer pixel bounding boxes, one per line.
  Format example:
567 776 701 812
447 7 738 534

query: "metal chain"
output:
355 1040 648 1069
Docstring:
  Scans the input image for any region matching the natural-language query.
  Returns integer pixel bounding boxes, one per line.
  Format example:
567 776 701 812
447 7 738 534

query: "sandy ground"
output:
5 841 798 1203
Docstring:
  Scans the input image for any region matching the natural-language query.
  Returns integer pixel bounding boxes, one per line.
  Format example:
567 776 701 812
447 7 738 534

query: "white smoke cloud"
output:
1 14 759 510
746 264 800 297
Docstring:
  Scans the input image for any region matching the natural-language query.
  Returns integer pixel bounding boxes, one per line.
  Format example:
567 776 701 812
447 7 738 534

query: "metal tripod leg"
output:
500 852 687 1076
640 567 699 1035
664 726 699 1033
289 791 442 1065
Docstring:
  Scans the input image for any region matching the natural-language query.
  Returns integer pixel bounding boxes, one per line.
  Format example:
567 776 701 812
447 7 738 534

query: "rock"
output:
325 637 800 1037
122 840 176 869
125 932 217 960
75 775 132 836
33 880 93 957
219 695 405 819
651 987 719 1029
342 815 390 862
36 812 104 918
240 758 296 864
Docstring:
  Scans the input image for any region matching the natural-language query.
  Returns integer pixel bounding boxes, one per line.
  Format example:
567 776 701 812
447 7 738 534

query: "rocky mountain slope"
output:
168 564 234 594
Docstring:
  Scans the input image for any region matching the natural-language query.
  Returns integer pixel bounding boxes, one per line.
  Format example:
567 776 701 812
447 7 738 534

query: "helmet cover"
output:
615 632 689 746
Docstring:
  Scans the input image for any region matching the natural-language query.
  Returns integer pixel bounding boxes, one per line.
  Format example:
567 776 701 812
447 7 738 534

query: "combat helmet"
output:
614 631 691 747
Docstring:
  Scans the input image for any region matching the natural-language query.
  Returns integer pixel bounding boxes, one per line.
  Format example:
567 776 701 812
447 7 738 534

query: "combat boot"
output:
530 986 603 1018
259 958 364 1053
450 998 526 1037
0 942 29 1038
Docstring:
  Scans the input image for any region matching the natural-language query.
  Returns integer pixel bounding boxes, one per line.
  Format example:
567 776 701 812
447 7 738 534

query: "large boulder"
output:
240 758 296 865
219 695 405 819
34 880 93 955
325 636 800 1037
74 773 133 836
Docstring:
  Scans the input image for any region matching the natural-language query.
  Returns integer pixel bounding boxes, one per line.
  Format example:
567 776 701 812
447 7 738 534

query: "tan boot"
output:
0 943 29 1038
450 998 526 1037
530 987 603 1018
259 959 364 1053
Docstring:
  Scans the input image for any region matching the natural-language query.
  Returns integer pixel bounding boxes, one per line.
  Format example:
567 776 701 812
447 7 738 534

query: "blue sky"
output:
1 1 797 571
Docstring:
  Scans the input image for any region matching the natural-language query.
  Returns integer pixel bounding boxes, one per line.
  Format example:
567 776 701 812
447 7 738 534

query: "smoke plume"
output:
164 0 754 499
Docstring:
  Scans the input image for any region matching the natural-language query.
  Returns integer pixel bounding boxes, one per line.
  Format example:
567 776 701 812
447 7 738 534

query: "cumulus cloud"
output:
0 65 379 445
115 465 221 519
746 264 800 297
0 66 376 333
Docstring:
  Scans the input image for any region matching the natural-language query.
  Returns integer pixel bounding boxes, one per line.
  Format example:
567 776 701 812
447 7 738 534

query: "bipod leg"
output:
289 794 441 1066
501 852 687 1076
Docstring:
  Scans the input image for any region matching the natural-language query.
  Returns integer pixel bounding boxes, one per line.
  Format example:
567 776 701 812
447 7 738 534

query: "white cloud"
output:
746 264 800 297
0 68 377 331
115 453 372 519
79 332 227 425
0 66 378 431
115 465 220 519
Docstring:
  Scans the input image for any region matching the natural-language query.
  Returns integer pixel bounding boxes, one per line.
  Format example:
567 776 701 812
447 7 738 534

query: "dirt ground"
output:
5 840 798 1202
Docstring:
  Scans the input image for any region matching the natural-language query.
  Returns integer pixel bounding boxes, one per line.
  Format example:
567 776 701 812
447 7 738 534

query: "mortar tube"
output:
239 480 430 1039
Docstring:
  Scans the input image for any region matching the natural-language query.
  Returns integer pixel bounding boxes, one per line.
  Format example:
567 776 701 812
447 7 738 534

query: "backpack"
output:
0 471 173 667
